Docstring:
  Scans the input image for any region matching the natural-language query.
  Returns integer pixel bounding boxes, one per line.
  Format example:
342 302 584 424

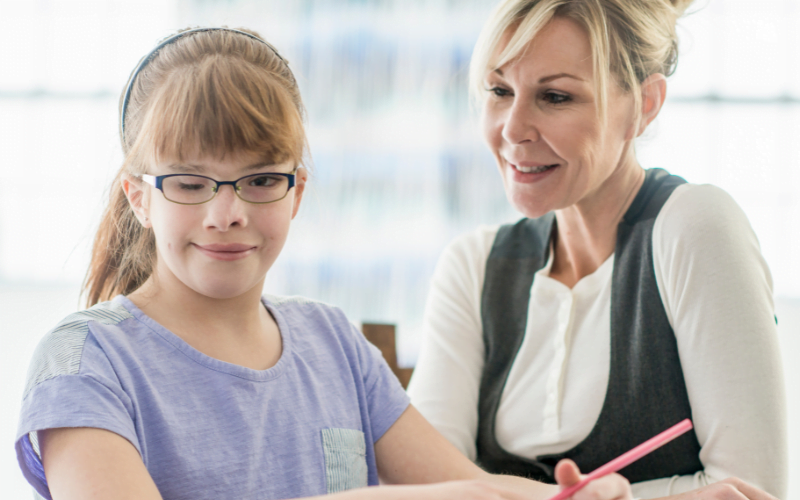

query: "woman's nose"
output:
502 99 541 145
204 184 247 230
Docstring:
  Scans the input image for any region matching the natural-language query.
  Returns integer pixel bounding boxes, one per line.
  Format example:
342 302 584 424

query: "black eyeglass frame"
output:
141 168 297 205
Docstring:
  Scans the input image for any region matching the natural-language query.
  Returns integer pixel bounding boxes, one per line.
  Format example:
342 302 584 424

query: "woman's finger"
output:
555 459 583 488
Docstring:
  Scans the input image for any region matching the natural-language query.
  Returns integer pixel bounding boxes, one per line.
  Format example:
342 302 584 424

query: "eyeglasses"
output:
141 168 297 205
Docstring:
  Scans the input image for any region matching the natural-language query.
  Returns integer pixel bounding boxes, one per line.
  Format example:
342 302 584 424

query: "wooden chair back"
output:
361 323 413 389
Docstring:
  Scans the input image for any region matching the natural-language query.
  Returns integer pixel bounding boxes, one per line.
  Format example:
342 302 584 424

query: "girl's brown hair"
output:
83 28 307 307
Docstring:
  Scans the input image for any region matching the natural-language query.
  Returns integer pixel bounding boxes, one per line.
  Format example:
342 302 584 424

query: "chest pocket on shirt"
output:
321 428 368 493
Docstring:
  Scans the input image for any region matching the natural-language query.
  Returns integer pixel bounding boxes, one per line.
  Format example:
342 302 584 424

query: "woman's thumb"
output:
554 459 583 488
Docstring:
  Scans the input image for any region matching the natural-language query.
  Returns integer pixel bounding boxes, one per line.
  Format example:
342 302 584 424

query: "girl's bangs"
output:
134 56 305 168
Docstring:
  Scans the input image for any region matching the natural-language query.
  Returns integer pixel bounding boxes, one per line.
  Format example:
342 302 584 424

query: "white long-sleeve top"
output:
407 183 787 499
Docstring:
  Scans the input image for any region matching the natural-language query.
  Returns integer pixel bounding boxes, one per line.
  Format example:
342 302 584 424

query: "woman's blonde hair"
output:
469 0 694 122
83 28 307 307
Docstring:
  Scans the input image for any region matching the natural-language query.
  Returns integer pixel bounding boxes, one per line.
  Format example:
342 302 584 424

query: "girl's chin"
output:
186 278 263 301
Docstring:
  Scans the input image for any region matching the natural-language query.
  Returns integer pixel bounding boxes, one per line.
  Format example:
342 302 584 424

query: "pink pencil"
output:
546 419 694 500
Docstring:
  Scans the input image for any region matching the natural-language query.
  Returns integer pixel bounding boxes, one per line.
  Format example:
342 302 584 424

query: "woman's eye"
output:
488 86 511 98
543 91 571 105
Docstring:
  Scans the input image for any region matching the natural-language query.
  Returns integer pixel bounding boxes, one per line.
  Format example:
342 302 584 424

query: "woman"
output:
407 1 787 499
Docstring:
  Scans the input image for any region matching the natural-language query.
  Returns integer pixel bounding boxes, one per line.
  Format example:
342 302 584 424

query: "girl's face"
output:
481 17 638 218
127 151 306 300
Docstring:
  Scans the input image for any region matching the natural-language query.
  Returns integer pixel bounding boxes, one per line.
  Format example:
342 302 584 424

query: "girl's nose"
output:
204 184 248 230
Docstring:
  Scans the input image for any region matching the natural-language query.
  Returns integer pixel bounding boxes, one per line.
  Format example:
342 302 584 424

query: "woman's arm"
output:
647 184 787 499
653 478 780 500
406 226 498 460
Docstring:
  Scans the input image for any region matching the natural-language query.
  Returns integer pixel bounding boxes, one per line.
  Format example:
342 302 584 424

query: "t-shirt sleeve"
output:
16 324 139 500
349 322 410 443
649 183 787 499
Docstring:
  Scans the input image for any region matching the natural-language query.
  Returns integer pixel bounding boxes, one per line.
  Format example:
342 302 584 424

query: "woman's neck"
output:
127 269 282 370
549 160 646 289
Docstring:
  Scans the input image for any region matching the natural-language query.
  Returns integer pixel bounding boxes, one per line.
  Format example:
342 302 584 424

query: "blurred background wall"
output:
0 0 797 498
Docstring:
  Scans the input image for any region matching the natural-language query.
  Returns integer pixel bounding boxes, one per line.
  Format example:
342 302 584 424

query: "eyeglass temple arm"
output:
141 174 158 188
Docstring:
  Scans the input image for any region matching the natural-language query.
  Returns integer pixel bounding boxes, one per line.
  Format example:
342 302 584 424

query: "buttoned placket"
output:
541 284 574 435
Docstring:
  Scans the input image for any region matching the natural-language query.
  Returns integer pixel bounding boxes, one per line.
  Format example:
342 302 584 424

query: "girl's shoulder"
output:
261 294 364 349
262 294 408 400
24 299 135 400
262 294 349 325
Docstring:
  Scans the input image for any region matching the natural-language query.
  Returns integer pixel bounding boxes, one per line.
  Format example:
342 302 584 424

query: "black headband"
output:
119 27 289 141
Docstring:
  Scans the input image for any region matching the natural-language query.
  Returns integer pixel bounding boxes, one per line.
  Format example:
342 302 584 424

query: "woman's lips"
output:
193 243 257 261
507 161 560 183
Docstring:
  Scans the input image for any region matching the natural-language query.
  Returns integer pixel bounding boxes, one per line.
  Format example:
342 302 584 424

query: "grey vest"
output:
476 168 704 483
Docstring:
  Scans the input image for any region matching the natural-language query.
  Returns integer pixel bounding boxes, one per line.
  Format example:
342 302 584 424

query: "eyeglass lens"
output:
161 174 291 204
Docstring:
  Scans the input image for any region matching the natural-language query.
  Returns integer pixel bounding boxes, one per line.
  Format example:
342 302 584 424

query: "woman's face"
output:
133 151 306 300
481 17 638 218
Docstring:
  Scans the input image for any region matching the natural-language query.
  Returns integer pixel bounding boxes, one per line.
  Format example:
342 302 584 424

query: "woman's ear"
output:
291 167 309 220
121 174 151 228
637 73 667 136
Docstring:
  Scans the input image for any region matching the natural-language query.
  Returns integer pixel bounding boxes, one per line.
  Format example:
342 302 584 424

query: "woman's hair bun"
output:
669 0 695 16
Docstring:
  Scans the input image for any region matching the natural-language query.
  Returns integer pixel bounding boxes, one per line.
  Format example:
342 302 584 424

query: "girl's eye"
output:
543 91 571 105
248 175 279 188
178 182 207 191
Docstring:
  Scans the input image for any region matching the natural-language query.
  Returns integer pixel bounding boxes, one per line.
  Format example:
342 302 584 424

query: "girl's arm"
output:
40 427 164 500
373 404 632 500
41 414 779 500
42 426 524 500
40 409 629 500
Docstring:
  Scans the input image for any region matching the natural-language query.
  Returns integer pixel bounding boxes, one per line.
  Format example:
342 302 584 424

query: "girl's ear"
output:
121 174 151 228
291 167 309 220
637 73 667 137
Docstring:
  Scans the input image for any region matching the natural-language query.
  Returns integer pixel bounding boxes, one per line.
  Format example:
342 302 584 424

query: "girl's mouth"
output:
193 243 257 261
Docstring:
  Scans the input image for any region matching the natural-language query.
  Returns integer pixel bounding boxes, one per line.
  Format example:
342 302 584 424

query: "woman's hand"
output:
660 478 780 500
373 406 634 500
555 459 633 500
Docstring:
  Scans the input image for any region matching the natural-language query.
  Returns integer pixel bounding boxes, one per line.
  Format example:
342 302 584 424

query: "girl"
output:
15 27 633 500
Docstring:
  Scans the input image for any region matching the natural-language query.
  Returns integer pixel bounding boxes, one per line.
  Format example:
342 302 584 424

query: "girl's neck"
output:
127 269 282 371
549 159 645 289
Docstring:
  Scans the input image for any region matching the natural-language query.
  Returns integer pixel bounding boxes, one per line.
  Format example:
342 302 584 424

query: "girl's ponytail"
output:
83 172 155 307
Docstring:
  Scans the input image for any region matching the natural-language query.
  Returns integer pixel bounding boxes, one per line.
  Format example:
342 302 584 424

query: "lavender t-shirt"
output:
16 294 410 500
